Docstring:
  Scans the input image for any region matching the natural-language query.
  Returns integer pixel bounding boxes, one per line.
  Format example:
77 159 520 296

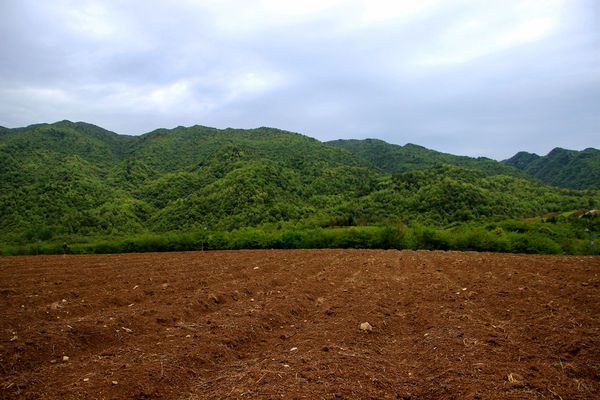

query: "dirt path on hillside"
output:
1 250 599 399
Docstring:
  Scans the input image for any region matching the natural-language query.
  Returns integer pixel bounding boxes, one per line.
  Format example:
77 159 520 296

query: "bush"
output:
413 225 452 250
453 228 511 252
377 224 410 249
508 232 563 254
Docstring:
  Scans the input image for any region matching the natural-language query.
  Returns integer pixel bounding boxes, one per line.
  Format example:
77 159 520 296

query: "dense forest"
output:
1 121 598 255
503 147 600 189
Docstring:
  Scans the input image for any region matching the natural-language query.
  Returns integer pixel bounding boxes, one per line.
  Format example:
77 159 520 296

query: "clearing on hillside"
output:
1 250 599 399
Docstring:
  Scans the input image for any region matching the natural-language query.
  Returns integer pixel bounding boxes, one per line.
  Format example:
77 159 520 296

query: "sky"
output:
0 0 598 159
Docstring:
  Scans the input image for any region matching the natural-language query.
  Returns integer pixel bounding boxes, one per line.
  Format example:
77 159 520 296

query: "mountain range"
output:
0 120 598 244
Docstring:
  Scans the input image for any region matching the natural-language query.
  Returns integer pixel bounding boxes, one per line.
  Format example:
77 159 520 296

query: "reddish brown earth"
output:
1 249 599 399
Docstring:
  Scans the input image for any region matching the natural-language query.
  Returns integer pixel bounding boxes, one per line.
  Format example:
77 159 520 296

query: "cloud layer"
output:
1 0 598 159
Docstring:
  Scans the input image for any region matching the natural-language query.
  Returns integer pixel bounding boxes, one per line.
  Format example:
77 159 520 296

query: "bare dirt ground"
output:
1 249 599 399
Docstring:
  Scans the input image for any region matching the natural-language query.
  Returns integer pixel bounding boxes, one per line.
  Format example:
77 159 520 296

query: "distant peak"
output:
514 150 538 157
502 151 541 169
403 143 429 151
546 147 572 157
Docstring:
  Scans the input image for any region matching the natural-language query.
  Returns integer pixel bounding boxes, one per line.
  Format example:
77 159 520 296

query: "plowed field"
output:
1 250 599 399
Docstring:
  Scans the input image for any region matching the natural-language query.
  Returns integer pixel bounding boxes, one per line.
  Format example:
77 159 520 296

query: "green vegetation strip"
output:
2 218 596 256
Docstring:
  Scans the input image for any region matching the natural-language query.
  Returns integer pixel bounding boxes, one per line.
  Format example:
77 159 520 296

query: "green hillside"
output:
0 121 598 255
345 164 594 225
325 138 521 176
504 147 600 189
0 122 376 240
503 151 540 170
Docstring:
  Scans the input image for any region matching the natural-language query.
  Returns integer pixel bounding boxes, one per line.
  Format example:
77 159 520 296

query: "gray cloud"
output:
0 0 598 159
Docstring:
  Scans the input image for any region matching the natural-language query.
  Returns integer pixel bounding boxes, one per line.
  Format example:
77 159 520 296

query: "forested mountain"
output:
325 138 523 177
504 147 600 189
0 121 598 250
0 121 375 240
503 151 541 170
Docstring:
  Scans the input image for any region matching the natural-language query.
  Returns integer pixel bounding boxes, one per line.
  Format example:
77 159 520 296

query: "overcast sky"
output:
1 0 598 159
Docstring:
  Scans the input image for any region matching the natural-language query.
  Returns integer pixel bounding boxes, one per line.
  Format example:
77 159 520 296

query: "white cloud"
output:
62 3 114 39
191 0 345 32
415 2 564 67
147 80 197 113
352 0 442 27
222 70 287 102
184 0 445 35
9 87 72 104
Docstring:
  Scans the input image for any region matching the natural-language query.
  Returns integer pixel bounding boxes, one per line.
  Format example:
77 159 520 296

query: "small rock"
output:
253 266 259 270
360 322 373 332
283 364 290 368
290 347 298 352
83 378 89 382
62 356 69 362
111 381 118 385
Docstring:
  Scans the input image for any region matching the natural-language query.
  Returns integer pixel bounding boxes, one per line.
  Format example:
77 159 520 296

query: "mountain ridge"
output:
503 146 600 189
7 120 597 166
1 120 598 245
326 138 525 178
2 120 598 188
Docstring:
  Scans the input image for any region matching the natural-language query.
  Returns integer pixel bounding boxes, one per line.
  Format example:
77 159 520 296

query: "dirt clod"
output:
360 322 373 332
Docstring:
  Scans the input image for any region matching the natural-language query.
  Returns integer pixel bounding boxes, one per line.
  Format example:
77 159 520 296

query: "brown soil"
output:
1 249 599 399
